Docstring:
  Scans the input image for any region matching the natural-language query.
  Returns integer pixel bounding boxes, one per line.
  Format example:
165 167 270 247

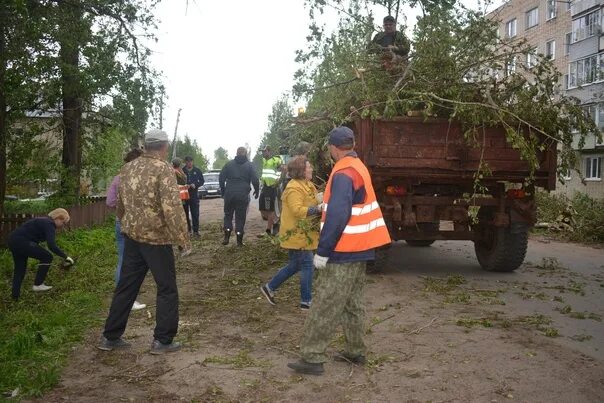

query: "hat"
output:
145 129 169 143
328 127 355 147
184 156 193 162
172 157 182 167
383 15 395 23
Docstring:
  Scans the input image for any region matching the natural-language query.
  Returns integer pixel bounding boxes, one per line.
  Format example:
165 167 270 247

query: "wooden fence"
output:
0 197 112 247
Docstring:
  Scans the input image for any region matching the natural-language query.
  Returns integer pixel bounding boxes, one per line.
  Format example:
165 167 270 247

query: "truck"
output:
353 117 557 272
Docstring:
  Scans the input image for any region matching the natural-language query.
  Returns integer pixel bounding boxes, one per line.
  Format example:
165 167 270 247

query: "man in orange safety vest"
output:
288 126 391 375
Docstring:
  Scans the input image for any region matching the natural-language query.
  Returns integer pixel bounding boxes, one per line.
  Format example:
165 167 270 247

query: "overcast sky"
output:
151 0 504 164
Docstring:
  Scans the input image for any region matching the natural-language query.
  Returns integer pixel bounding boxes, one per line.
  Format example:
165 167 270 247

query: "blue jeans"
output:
115 219 124 284
267 250 313 304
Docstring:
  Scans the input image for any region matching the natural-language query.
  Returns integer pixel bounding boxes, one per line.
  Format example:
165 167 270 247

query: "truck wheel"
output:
474 224 528 272
405 240 435 247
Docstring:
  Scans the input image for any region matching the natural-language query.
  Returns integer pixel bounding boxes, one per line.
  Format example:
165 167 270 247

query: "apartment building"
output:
488 1 604 198
560 0 604 197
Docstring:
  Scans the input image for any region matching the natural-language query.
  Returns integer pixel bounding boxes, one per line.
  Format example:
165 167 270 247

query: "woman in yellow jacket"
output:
261 156 320 310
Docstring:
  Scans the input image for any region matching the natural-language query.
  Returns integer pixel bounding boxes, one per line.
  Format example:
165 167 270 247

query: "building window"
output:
565 32 571 56
572 10 600 43
506 18 517 38
527 49 538 68
568 53 604 88
506 56 517 75
562 168 572 181
546 0 557 20
546 40 556 60
584 156 602 180
584 104 604 146
526 8 539 29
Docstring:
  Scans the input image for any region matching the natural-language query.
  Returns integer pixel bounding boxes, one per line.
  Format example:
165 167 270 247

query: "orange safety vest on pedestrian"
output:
321 156 391 252
178 185 190 201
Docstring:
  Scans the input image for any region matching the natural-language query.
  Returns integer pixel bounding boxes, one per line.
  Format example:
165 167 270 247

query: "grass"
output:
0 222 116 399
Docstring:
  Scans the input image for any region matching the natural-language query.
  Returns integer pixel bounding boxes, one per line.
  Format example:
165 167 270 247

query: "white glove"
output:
317 202 326 212
313 254 328 269
64 256 75 266
316 192 324 203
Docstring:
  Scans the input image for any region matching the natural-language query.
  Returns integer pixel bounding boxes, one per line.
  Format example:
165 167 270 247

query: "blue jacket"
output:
183 165 204 200
317 152 375 263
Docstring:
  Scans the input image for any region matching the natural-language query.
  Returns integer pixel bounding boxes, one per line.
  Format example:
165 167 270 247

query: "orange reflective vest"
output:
178 185 190 201
321 156 391 252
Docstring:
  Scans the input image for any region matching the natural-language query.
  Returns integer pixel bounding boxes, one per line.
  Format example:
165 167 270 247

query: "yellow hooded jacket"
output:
278 179 319 250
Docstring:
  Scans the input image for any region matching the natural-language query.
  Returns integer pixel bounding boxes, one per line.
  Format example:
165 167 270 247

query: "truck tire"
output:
474 223 528 272
405 240 435 247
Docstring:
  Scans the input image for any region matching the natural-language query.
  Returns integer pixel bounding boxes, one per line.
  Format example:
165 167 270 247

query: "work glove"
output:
62 256 75 268
316 192 324 203
313 254 328 270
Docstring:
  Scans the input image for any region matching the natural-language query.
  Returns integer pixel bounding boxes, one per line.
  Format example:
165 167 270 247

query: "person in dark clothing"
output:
183 155 204 238
8 208 74 300
219 147 260 246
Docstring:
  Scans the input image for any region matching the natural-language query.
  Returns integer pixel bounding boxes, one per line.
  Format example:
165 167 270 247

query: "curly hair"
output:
287 156 308 180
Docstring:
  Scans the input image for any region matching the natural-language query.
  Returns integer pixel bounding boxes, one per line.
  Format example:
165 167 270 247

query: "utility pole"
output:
172 108 182 159
159 86 164 130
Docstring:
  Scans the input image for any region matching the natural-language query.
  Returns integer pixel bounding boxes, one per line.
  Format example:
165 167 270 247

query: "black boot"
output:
222 229 231 245
236 231 244 246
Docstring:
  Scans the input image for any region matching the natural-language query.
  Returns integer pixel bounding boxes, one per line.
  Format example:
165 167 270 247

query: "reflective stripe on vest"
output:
261 157 281 185
321 156 391 252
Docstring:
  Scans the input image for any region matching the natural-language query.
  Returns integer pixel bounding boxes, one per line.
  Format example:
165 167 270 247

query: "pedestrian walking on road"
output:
7 208 75 300
106 148 146 311
288 126 392 375
259 145 283 236
183 155 204 238
219 147 259 246
261 156 320 310
99 129 190 354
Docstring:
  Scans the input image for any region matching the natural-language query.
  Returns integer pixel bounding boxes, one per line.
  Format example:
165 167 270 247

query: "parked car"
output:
198 172 221 199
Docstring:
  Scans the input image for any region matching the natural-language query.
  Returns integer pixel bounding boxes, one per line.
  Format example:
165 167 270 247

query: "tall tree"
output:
169 134 209 171
212 147 229 170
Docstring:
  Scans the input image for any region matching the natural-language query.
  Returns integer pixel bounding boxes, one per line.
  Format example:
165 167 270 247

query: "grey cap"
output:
145 129 169 143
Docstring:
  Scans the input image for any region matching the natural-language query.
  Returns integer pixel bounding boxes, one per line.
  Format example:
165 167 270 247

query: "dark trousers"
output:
8 236 53 299
223 192 249 233
184 199 200 233
103 236 178 344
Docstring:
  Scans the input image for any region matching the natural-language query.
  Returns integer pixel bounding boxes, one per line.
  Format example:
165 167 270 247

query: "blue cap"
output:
328 127 355 146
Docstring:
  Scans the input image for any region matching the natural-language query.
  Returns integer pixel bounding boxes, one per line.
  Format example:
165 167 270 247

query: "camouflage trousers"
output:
300 261 366 363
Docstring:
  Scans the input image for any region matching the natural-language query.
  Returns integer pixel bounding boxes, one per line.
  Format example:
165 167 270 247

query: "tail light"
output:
506 189 526 199
386 185 407 196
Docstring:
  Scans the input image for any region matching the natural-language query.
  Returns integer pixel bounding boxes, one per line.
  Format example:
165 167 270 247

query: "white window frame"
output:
565 32 571 56
546 0 557 21
546 40 556 60
527 48 538 68
506 18 517 38
572 10 601 43
526 7 539 29
584 156 602 180
567 52 604 88
506 56 517 75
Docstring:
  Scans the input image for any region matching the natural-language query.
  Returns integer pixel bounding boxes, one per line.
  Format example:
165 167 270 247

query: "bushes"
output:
535 191 604 243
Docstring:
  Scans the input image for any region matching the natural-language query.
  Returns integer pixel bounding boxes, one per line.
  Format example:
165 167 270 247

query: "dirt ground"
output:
30 197 604 403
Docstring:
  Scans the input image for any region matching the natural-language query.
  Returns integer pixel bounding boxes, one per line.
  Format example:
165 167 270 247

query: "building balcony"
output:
572 0 602 16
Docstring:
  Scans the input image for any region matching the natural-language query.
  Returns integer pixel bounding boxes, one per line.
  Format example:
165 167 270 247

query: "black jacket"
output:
183 165 204 199
9 217 67 258
219 155 259 196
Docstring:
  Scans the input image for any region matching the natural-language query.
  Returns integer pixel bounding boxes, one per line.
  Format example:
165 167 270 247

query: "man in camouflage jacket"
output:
99 129 190 355
370 15 410 57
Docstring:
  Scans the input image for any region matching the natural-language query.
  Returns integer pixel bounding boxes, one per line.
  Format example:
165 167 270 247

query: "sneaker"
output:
287 359 324 375
192 232 201 239
131 301 147 311
260 285 276 305
265 229 272 236
300 302 311 311
333 351 367 365
32 284 52 292
150 339 182 355
97 336 131 351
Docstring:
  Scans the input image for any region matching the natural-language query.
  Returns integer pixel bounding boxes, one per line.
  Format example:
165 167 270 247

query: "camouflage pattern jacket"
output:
117 153 188 246
370 31 410 57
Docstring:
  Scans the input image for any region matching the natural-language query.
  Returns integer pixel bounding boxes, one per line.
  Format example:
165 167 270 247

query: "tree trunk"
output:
0 12 7 214
59 2 83 203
